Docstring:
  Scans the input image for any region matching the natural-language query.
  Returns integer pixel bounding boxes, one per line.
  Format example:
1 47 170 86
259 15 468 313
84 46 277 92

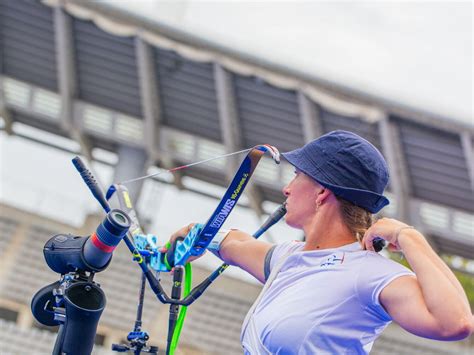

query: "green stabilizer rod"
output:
169 263 192 355
166 264 183 355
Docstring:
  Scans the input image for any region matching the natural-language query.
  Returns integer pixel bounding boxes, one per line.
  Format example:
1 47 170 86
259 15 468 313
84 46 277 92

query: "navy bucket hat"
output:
282 130 390 213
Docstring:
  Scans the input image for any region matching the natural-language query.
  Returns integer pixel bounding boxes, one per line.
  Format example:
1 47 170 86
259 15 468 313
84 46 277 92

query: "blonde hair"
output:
336 196 373 243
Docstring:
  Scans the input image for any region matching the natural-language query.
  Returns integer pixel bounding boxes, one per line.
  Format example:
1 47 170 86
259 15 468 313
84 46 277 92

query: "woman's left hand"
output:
362 217 412 252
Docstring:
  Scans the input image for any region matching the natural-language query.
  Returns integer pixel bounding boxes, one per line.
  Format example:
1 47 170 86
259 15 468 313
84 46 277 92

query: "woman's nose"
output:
282 184 290 197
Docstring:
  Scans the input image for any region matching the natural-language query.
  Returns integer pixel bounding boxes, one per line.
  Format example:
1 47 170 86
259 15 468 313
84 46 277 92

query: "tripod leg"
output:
52 324 65 355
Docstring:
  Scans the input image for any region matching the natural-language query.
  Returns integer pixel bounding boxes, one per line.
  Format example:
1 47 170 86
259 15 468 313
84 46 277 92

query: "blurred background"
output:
0 0 472 354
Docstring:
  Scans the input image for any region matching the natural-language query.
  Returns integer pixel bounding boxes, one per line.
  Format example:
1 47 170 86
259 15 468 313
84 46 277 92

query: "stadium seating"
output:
0 204 472 354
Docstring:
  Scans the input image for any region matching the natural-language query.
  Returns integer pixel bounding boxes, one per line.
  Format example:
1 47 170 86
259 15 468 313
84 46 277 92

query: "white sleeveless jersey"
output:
241 241 414 354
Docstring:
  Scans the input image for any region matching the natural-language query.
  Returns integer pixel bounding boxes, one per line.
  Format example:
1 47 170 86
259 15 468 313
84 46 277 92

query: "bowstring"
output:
119 148 253 185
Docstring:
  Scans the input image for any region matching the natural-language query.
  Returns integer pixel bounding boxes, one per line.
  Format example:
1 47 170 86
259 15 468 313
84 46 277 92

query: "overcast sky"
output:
99 0 473 124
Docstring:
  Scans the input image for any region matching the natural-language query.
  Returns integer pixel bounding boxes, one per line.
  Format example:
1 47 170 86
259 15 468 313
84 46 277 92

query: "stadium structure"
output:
0 0 473 354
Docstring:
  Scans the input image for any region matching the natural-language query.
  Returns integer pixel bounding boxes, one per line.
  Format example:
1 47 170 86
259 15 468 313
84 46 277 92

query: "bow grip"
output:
163 224 204 270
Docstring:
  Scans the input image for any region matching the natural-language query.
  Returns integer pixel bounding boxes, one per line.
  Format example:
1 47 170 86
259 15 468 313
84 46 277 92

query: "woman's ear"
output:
316 188 332 205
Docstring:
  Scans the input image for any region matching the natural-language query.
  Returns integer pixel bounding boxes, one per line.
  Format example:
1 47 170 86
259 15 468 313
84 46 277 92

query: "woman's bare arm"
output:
363 219 474 340
163 225 273 283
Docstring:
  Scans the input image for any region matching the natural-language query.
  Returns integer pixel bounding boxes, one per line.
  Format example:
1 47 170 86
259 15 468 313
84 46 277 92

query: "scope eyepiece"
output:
84 209 131 270
86 209 131 269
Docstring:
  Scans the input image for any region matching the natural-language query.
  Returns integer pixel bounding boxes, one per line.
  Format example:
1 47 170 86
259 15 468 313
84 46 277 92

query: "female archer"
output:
165 130 473 354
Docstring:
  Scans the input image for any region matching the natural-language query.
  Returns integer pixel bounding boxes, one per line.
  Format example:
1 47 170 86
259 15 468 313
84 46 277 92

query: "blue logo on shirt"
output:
320 253 345 267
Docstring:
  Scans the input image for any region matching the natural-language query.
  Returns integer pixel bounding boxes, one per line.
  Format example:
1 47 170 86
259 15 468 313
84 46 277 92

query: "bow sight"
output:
31 145 286 355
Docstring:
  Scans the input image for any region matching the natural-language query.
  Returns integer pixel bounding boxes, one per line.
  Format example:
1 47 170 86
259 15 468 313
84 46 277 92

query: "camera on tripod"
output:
31 209 131 355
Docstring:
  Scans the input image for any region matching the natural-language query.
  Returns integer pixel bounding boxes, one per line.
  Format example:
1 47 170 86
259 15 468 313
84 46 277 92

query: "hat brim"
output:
282 151 389 214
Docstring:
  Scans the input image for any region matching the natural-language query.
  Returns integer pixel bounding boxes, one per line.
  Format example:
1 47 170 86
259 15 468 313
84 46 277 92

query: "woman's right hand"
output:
159 223 206 264
362 217 414 252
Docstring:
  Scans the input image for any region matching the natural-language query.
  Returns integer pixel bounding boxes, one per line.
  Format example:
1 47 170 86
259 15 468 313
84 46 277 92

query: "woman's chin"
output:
284 215 300 229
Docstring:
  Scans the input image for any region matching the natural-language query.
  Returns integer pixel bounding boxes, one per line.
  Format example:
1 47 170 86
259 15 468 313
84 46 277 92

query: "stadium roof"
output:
101 0 473 124
0 0 473 262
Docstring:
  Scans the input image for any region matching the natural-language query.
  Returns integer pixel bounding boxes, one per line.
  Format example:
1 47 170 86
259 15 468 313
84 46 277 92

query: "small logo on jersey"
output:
320 252 345 267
